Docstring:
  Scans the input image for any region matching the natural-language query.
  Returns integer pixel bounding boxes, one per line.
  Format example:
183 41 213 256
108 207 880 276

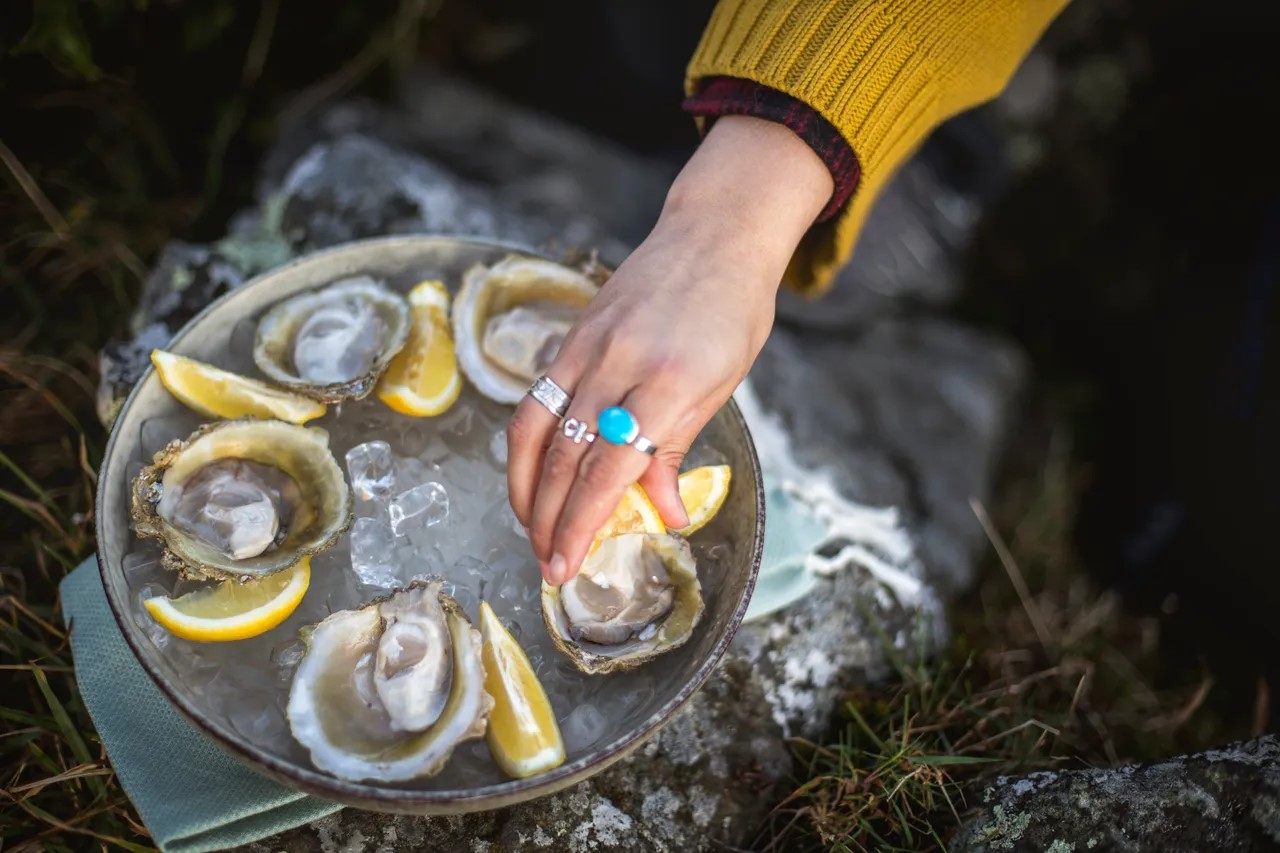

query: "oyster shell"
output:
453 256 598 404
253 276 412 402
130 418 352 580
542 533 704 675
287 580 493 782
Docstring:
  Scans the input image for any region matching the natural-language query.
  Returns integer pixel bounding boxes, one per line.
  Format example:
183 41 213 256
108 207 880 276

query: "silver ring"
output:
561 417 597 445
632 436 658 456
528 375 571 419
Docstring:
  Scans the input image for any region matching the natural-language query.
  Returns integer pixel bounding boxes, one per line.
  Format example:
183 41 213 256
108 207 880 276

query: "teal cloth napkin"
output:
59 562 341 853
59 483 825 852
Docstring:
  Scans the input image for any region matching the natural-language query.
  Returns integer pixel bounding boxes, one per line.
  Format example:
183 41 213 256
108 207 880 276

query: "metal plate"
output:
95 236 764 814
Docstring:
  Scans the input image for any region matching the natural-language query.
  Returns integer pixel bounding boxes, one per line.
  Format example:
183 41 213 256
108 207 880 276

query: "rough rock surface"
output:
101 73 1025 850
953 736 1280 853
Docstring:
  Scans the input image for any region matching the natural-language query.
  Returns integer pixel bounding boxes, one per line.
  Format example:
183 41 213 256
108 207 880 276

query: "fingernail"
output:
548 554 567 585
673 506 691 529
522 526 532 540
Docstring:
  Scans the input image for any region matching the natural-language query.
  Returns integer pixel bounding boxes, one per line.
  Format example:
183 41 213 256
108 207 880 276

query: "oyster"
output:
130 418 351 580
542 533 704 675
453 256 598 404
253 276 412 402
287 580 493 782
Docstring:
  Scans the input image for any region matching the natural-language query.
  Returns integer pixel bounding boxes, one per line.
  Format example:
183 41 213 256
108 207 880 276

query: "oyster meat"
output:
287 580 493 782
130 418 352 580
253 276 412 402
542 533 705 674
453 256 598 404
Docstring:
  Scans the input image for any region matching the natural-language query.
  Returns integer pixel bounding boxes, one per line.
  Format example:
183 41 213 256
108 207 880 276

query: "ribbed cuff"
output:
682 76 861 223
684 0 1070 295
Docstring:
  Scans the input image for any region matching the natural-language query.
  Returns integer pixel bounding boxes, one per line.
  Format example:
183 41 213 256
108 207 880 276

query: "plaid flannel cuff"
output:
683 76 860 222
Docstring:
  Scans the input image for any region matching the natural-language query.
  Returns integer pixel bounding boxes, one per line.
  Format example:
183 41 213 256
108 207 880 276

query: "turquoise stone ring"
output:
598 406 639 445
596 406 657 454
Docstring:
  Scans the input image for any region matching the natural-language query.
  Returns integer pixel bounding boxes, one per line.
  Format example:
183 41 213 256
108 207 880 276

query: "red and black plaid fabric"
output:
682 76 860 222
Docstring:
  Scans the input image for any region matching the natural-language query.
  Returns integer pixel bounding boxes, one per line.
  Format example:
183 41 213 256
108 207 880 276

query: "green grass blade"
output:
32 670 90 767
0 449 58 508
909 755 999 766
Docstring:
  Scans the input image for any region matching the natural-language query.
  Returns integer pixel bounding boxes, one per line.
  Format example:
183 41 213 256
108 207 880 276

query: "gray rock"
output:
953 736 1280 853
259 70 678 265
801 321 1026 594
246 660 791 853
774 159 983 331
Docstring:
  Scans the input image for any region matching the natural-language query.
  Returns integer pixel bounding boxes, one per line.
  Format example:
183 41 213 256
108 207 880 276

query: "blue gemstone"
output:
598 406 639 445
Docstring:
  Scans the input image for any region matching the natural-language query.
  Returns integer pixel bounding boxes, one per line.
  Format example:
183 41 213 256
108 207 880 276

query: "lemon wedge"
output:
479 600 565 779
376 279 462 417
151 350 326 424
143 558 311 642
675 464 732 536
591 482 665 552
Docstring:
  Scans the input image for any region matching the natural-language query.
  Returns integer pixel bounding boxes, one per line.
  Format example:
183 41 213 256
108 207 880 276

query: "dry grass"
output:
760 431 1251 852
1 141 159 853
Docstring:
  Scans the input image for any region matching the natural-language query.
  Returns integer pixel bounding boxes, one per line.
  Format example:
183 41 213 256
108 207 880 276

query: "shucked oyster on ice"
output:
130 418 352 580
287 580 493 783
253 276 412 403
542 533 705 675
453 256 598 404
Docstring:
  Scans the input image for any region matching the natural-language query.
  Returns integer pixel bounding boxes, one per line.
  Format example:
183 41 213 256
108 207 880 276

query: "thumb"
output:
640 446 690 531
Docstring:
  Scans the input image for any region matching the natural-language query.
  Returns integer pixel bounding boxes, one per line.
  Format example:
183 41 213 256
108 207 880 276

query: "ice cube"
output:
134 583 172 652
561 703 608 750
388 482 448 535
445 582 479 617
448 556 487 598
345 441 395 501
398 422 447 461
349 516 398 587
393 456 442 487
538 655 588 711
122 550 161 585
494 563 532 606
481 498 526 543
398 541 446 587
615 680 656 718
140 414 196 457
271 639 306 687
488 428 508 467
440 456 489 494
229 700 285 745
439 404 477 456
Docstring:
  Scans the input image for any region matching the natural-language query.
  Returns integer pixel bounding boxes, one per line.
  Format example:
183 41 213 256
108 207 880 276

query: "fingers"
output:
549 385 683 584
638 443 691 530
527 375 628 570
507 367 582 526
506 396 555 527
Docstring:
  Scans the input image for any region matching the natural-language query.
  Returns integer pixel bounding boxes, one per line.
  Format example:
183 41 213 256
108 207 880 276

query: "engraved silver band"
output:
528 375 571 420
632 436 658 456
561 417 596 445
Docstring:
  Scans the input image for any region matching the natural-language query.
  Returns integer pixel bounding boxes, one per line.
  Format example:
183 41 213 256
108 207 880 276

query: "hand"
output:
506 115 833 585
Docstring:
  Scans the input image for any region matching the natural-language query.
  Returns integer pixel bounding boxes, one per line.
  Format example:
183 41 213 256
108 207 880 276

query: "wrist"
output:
659 115 833 274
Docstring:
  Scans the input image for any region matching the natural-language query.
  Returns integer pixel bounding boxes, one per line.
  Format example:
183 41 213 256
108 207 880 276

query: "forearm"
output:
657 115 833 292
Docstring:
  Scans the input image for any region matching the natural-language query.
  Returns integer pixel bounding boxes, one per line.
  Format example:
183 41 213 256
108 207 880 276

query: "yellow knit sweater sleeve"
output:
686 0 1070 296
